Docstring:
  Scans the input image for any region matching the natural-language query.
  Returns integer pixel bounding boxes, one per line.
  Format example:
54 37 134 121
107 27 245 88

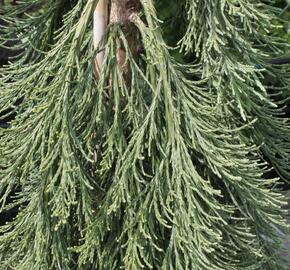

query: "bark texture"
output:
109 0 141 83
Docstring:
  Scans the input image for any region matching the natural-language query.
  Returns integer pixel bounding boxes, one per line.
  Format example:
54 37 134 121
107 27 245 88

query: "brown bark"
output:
109 0 127 73
109 0 129 24
109 0 141 84
109 0 141 24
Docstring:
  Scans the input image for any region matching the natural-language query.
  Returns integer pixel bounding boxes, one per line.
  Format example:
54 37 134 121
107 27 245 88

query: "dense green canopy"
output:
0 0 290 269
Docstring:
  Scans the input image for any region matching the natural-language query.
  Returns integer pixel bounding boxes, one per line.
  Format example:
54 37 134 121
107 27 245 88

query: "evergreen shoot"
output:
0 0 290 269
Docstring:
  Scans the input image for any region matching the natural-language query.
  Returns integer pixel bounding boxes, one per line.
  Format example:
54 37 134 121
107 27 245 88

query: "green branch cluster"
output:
0 0 290 269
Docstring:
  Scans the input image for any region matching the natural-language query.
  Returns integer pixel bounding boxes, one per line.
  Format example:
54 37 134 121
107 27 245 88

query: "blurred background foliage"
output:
275 0 290 44
156 0 290 61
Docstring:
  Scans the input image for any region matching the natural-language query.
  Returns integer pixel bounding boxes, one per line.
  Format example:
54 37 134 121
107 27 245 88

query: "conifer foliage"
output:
0 0 290 269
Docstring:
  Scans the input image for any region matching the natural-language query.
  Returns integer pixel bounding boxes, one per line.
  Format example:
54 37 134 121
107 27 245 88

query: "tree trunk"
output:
109 0 141 83
94 0 108 75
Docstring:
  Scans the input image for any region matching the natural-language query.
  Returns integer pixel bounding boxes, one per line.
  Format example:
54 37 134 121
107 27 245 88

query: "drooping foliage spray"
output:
0 0 290 269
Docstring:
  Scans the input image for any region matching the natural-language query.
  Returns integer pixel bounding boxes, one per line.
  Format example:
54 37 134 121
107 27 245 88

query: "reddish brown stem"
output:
109 0 141 84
